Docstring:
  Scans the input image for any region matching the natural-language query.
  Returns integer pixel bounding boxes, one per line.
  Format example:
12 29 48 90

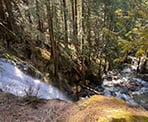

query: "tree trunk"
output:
62 0 68 45
3 0 17 47
71 0 78 49
36 0 43 33
46 1 58 81
3 0 15 32
137 57 141 73
24 0 32 24
81 0 85 84
0 0 5 22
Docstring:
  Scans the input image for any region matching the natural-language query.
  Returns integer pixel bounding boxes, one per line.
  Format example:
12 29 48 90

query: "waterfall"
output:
0 58 67 101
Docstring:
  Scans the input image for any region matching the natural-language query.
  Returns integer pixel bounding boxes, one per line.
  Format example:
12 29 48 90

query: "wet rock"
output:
122 67 132 73
137 74 148 82
103 89 111 96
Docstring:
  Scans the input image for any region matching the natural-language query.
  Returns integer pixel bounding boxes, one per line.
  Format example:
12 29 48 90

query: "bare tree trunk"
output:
71 0 75 36
0 0 6 42
98 52 103 81
0 0 5 22
81 0 85 83
62 0 68 45
24 0 32 24
36 0 43 33
3 0 15 32
46 1 58 81
74 0 78 36
71 0 78 49
86 4 91 46
137 57 141 73
2 0 17 47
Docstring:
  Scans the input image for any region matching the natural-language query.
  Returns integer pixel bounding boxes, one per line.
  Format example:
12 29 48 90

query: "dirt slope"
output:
0 91 148 122
0 91 72 122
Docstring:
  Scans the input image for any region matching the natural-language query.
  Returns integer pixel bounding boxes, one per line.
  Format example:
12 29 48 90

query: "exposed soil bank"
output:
0 91 72 122
0 91 147 122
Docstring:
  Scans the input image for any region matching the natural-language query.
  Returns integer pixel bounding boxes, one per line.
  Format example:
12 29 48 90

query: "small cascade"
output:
0 58 67 101
102 56 148 108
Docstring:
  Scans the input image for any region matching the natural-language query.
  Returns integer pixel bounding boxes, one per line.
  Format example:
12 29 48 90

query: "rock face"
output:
59 95 148 122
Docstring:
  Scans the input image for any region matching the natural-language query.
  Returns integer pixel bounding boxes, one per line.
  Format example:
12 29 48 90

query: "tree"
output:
62 0 68 44
46 0 58 81
114 0 148 73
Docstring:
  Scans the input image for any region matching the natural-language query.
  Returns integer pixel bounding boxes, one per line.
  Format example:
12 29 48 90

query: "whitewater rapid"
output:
0 58 67 100
102 56 148 107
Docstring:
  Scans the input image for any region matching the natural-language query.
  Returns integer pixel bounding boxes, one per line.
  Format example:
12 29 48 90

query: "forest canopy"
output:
0 0 147 98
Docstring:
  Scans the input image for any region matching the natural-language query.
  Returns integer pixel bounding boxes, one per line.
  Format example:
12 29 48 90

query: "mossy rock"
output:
59 95 148 122
31 46 51 62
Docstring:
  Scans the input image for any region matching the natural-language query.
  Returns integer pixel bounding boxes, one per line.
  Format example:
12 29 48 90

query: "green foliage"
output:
114 0 148 63
114 57 126 63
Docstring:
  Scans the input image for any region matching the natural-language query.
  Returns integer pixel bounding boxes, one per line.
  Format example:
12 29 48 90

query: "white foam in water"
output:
122 67 132 73
102 56 148 107
0 59 67 100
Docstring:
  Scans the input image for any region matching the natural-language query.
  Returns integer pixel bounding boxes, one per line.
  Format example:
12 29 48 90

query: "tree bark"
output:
71 0 78 49
3 0 15 32
0 0 5 22
36 0 43 33
46 1 58 80
62 0 68 45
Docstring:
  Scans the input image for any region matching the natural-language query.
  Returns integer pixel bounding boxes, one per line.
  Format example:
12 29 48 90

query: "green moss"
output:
62 95 148 122
56 120 63 122
31 47 51 62
129 115 148 122
3 52 21 62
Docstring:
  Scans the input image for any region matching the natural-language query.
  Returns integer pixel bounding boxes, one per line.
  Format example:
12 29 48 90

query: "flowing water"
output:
102 56 148 109
0 55 147 109
0 58 67 100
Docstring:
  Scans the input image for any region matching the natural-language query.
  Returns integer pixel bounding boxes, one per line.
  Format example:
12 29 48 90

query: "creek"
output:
101 56 148 109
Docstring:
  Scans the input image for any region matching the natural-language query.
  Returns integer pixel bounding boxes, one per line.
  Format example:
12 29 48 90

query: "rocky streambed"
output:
78 56 148 110
102 70 148 109
101 56 148 109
